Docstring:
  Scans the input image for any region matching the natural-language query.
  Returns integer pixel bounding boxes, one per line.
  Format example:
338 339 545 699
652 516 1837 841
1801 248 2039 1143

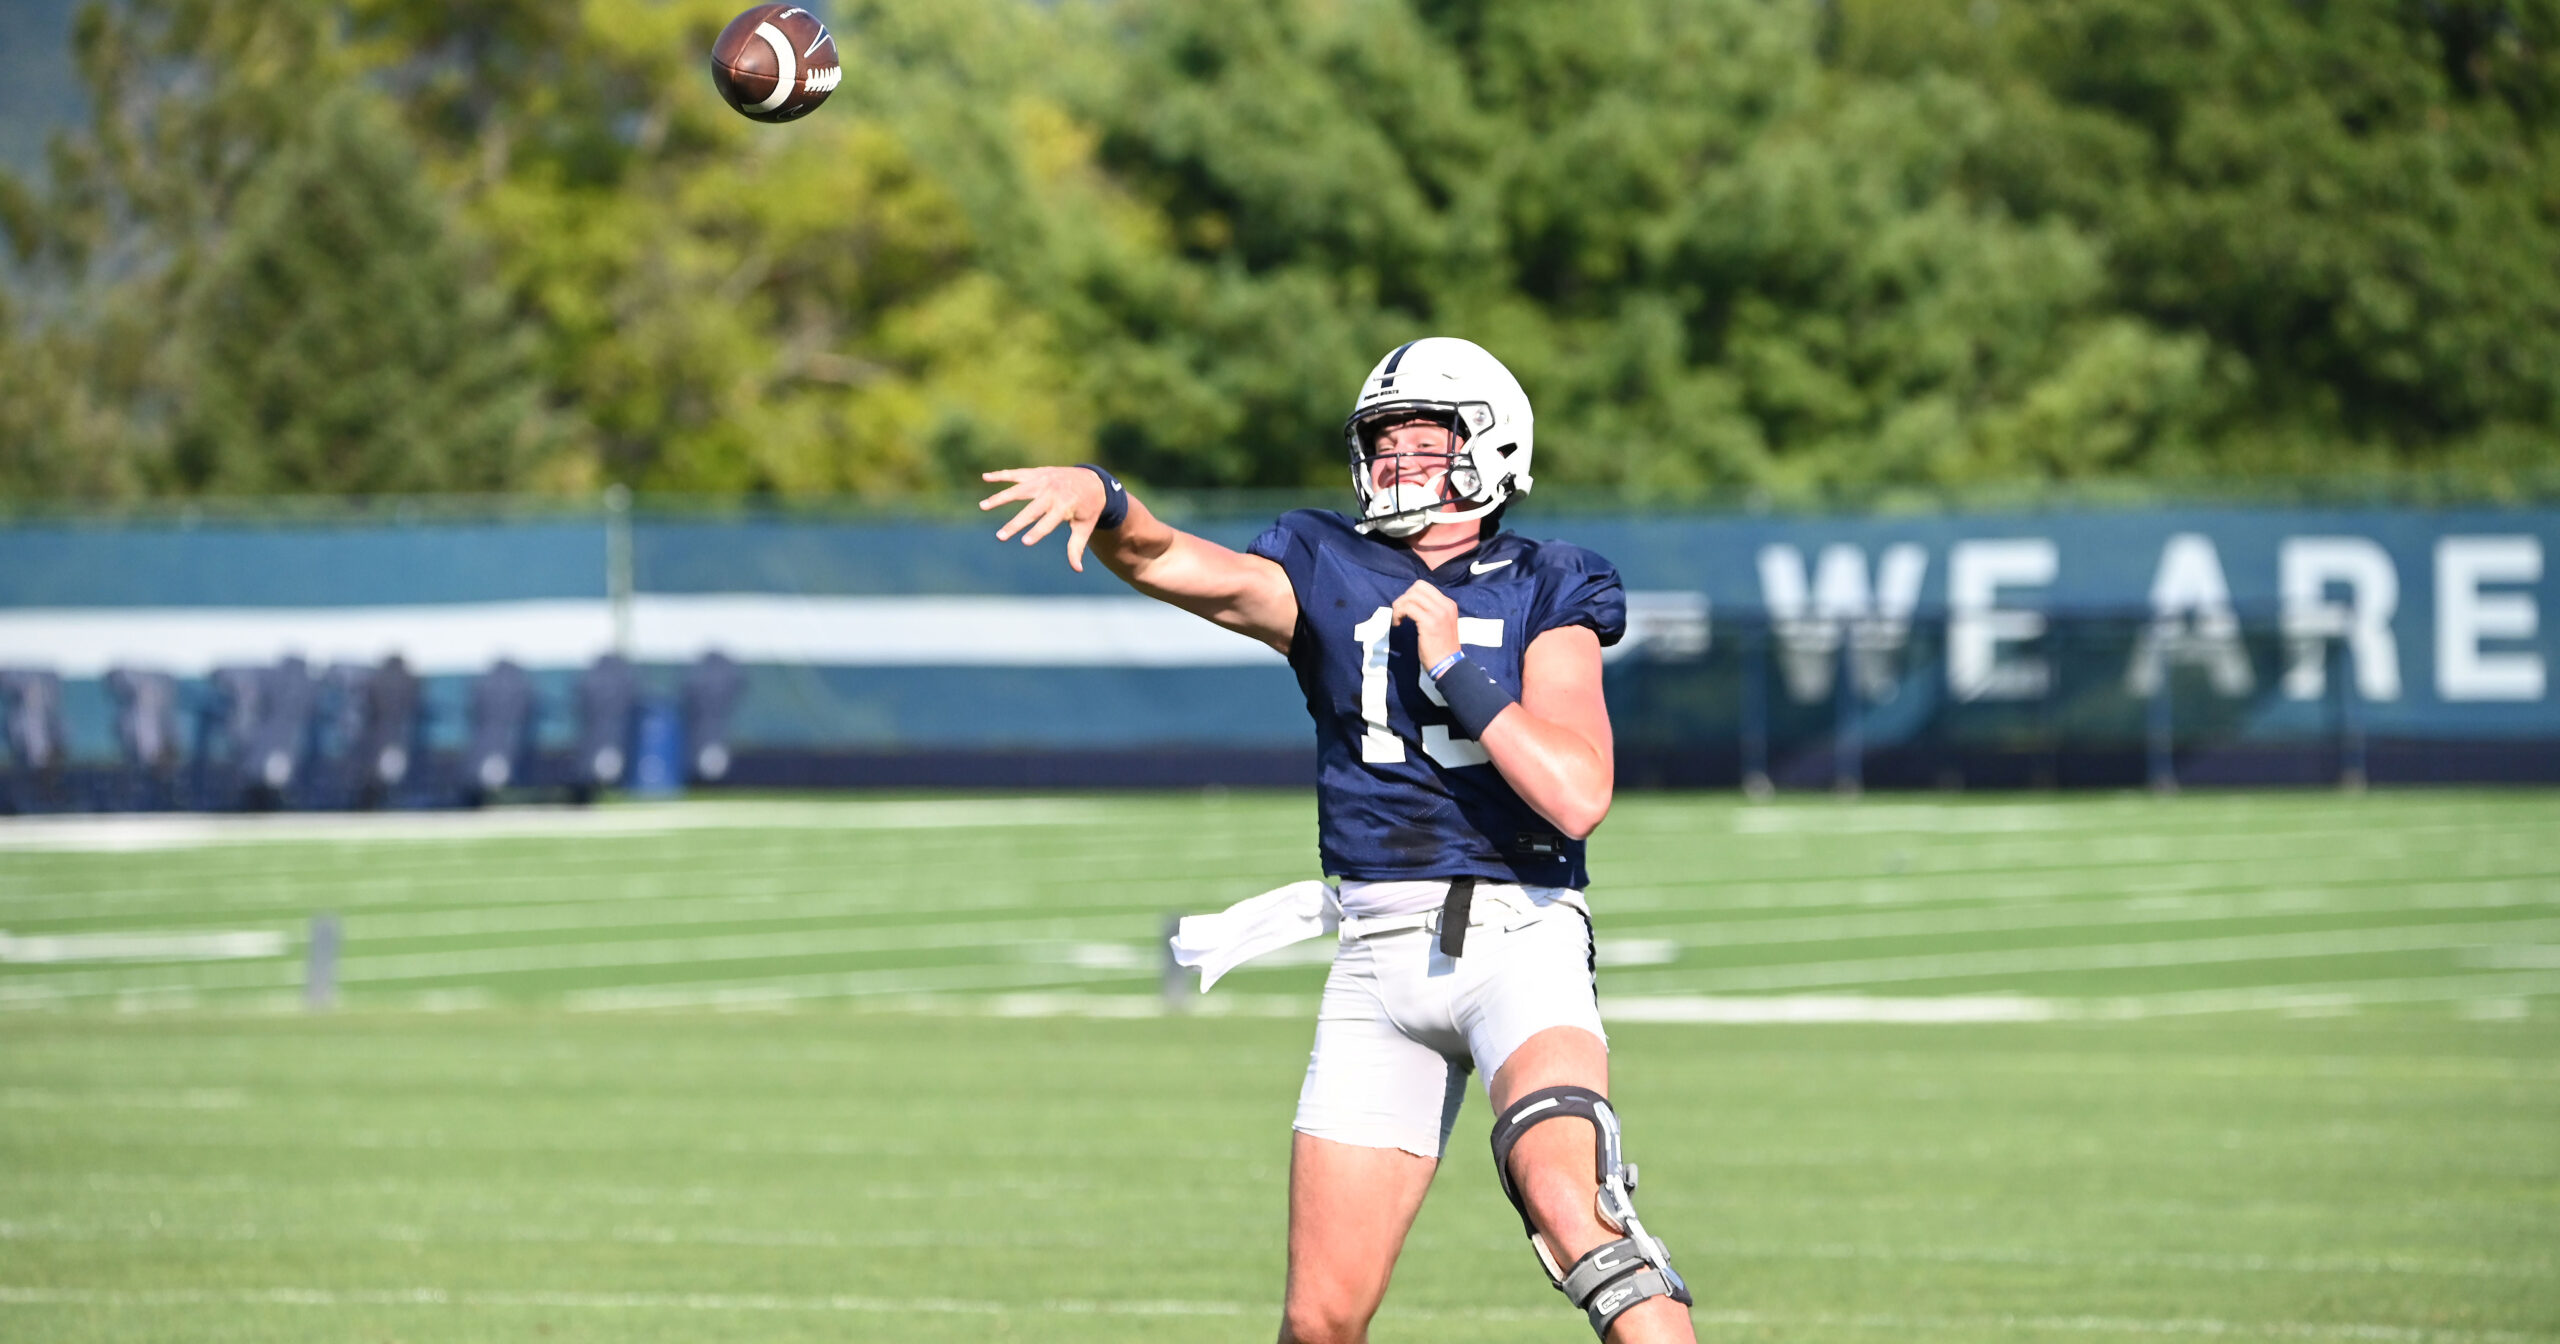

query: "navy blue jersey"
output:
1249 510 1626 888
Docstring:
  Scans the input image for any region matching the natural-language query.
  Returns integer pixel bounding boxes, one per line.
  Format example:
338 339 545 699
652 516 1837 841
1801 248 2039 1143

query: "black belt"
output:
1439 876 1477 958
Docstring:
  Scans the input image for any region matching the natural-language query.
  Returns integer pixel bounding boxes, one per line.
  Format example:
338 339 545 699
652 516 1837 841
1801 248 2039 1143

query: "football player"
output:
981 338 1695 1344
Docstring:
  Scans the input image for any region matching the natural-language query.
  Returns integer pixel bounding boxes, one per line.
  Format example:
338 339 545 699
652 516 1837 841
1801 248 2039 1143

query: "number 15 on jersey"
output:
1351 607 1503 768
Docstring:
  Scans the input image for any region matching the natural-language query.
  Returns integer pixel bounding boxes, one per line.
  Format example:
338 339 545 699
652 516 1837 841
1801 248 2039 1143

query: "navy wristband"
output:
1432 652 1516 739
1078 464 1130 530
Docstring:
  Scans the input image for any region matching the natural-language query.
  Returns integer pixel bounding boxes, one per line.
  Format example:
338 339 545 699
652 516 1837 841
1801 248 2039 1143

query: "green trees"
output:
2 0 2552 503
0 0 550 498
1949 0 2560 487
1066 0 2557 497
175 88 546 493
357 0 1096 497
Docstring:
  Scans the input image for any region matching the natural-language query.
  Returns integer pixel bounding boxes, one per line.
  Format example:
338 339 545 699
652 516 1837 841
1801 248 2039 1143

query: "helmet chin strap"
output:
1359 511 1432 539
1355 477 1505 538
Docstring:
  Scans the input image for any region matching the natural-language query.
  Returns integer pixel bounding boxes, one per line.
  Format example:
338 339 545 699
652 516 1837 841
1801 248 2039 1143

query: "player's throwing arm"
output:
979 464 1298 652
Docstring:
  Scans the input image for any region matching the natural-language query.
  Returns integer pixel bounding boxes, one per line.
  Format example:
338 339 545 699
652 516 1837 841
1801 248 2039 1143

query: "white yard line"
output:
0 1284 1235 1315
1710 815 2551 862
1603 918 2560 995
712 974 2560 1023
549 973 2560 1022
1600 846 2555 914
1597 973 2560 1024
0 1222 2535 1280
1721 800 2534 838
10 839 2544 948
4 795 2532 876
1604 994 2067 1023
1732 802 2136 835
34 887 2532 998
1601 878 2560 949
0 1286 2543 1340
0 799 1121 853
557 962 1145 1010
2473 945 2560 968
1735 1310 2551 1342
329 864 2548 947
4 914 1169 1000
325 880 1260 941
0 839 1315 923
0 1173 1100 1203
2073 971 2560 1018
0 931 285 963
10 925 2558 1014
7 1171 2531 1222
0 862 1308 935
569 987 1315 1016
0 1088 247 1110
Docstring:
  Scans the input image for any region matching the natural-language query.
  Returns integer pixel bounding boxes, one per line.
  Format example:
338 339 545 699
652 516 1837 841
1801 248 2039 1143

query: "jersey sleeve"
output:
1247 513 1305 569
1247 511 1329 660
1532 544 1628 648
1247 510 1329 585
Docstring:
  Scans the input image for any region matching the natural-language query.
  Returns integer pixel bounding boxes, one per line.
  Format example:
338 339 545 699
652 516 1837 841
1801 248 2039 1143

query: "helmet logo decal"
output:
1374 339 1419 390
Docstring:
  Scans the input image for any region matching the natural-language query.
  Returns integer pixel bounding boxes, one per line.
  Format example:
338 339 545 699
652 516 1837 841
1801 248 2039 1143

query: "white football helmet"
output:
1343 337 1535 538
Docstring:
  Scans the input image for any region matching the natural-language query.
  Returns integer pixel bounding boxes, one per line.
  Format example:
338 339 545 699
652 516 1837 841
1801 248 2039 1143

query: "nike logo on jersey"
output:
1470 558 1513 574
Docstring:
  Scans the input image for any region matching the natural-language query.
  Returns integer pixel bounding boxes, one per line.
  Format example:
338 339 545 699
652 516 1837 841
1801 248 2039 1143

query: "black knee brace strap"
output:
1490 1085 1608 1237
1489 1085 1693 1338
1562 1238 1689 1336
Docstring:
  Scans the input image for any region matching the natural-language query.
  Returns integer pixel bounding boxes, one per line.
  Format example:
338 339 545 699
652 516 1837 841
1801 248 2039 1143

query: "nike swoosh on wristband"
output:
1470 559 1513 574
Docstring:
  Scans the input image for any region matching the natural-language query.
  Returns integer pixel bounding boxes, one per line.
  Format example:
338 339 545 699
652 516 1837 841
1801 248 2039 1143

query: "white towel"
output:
1168 879 1339 992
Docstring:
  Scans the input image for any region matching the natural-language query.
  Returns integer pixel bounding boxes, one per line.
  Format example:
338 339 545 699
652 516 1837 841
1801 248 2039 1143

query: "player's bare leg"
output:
1490 1026 1697 1344
1278 1133 1439 1344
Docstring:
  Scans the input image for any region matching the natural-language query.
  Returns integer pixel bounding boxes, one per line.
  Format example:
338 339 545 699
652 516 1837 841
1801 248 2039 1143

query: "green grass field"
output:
2 791 2554 1342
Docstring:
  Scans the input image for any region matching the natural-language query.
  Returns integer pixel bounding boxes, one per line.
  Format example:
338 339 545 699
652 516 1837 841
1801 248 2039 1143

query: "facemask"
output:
1363 480 1442 539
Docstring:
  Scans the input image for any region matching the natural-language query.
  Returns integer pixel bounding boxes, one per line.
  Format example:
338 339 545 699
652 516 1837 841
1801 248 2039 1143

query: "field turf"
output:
1 790 2554 1342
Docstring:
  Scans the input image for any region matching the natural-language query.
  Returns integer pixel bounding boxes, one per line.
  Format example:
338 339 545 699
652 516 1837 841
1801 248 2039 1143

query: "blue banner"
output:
3 505 2553 758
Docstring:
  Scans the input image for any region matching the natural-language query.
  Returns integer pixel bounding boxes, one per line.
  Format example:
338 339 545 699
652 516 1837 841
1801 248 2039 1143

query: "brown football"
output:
710 5 841 123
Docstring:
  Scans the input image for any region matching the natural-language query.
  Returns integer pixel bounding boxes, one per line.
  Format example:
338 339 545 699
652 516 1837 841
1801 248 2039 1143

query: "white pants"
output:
1292 882 1607 1159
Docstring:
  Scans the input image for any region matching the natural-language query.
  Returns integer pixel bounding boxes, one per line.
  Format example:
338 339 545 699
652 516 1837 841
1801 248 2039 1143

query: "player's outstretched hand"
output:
1390 580 1462 668
980 467 1109 573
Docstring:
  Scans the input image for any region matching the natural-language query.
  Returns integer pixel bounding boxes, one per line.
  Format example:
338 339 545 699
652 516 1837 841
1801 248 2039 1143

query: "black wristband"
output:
1078 464 1130 530
1432 652 1516 739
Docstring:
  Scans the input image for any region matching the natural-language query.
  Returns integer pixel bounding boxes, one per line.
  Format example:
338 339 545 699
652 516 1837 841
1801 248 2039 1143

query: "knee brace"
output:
1489 1085 1692 1338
